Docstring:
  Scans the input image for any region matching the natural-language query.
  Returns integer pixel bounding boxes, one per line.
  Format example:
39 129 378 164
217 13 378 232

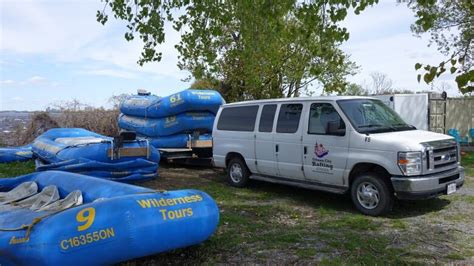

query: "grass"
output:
390 219 408 230
445 252 466 260
0 161 35 178
1 152 473 264
130 158 474 264
461 151 474 177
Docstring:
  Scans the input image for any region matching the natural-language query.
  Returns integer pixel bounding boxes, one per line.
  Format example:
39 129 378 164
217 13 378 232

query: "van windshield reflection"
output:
337 99 416 134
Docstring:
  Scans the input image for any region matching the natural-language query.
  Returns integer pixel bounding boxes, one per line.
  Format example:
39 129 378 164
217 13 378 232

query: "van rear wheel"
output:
350 173 394 216
227 157 250 188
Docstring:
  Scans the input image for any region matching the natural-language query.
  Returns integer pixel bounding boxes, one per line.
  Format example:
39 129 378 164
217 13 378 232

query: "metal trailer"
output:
159 133 213 166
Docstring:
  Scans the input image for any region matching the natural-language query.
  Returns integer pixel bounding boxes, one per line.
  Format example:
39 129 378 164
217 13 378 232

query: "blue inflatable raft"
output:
0 171 219 265
32 128 159 182
120 89 225 118
0 145 33 163
118 112 215 137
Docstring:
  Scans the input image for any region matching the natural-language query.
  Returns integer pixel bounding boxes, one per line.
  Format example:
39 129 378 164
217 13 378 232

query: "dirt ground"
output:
123 163 474 265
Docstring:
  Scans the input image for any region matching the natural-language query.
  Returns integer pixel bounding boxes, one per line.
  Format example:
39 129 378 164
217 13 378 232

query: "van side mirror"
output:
326 121 345 136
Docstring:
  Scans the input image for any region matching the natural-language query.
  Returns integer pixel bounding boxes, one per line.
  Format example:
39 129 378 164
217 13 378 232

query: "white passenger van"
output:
212 97 465 216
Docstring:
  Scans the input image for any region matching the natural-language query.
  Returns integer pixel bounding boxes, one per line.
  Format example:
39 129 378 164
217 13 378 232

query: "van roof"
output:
222 96 376 106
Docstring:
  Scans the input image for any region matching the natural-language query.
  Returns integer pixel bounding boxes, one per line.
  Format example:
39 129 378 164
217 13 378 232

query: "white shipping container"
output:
373 94 429 130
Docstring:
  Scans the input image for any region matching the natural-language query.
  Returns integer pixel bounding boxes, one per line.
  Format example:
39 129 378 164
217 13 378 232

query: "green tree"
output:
339 83 369 96
97 0 377 101
404 0 473 94
190 79 220 90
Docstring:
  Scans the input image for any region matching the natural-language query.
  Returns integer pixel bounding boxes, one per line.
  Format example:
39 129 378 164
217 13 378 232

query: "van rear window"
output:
217 106 259 131
276 104 303 133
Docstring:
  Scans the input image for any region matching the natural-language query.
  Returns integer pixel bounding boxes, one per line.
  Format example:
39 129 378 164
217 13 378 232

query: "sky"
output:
0 0 460 111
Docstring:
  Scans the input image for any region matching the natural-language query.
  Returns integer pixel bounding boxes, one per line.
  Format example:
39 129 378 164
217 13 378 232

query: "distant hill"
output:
0 111 33 117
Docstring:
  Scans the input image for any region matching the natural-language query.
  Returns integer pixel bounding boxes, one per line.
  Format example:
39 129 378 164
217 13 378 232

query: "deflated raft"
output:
0 171 219 265
120 89 225 118
32 128 159 182
0 145 33 163
118 112 215 137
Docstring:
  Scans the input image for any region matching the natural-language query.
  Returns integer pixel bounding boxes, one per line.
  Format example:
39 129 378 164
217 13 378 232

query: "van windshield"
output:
337 99 416 134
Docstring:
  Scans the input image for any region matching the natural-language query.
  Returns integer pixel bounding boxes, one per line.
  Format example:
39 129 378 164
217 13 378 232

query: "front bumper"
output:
391 166 464 200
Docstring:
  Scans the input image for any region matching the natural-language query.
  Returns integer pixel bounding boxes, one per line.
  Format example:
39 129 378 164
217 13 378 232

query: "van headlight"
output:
398 151 422 176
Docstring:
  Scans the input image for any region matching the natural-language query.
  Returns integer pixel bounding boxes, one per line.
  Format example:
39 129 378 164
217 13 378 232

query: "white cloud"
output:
1 75 60 88
81 68 138 79
0 0 105 55
27 76 48 84
77 23 187 80
0 80 15 85
11 97 23 101
0 0 187 81
343 33 459 94
340 2 410 40
0 76 49 86
340 2 459 96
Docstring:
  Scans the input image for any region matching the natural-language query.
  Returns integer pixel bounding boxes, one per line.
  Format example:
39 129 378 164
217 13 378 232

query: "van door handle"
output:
304 146 307 154
275 144 279 153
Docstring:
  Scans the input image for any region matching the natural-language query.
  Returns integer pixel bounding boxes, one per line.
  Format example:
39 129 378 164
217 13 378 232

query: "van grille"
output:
433 147 457 169
423 139 458 173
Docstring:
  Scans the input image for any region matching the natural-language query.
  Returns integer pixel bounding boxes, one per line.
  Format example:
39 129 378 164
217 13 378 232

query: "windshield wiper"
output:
391 123 417 130
358 124 384 128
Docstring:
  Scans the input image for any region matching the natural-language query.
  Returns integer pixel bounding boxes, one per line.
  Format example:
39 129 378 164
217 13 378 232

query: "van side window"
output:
276 104 303 133
217 106 259 131
308 103 345 135
259 105 277 132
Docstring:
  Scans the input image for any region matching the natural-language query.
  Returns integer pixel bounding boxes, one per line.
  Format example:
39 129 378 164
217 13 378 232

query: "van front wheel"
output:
227 157 250 188
350 174 394 216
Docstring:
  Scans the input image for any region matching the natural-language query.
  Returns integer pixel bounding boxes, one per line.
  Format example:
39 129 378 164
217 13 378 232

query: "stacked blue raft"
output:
119 89 224 148
32 128 160 182
0 171 219 265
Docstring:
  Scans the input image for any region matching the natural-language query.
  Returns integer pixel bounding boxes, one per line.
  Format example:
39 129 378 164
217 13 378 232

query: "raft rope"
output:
0 213 57 242
0 189 168 237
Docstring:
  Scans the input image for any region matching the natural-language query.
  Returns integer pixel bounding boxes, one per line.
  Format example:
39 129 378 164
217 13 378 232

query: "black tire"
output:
350 173 394 216
226 157 250 188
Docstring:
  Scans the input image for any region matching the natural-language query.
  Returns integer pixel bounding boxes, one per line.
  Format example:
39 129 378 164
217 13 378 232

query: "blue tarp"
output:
31 128 159 181
0 171 219 265
0 145 33 163
120 89 224 118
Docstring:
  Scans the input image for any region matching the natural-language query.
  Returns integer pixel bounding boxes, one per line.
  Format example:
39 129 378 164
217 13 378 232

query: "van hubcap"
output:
229 163 243 183
356 182 380 209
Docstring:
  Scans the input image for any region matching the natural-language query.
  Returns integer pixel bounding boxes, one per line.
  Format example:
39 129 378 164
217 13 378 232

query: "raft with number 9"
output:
0 171 219 265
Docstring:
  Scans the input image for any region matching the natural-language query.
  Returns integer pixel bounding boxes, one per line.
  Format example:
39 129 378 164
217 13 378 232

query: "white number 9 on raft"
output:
77 207 96 232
